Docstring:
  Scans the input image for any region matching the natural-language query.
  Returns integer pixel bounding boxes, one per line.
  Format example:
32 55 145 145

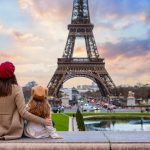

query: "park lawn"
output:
51 112 150 131
65 112 150 117
52 113 69 131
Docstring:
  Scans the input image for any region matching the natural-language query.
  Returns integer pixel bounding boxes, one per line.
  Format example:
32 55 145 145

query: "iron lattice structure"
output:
47 0 116 97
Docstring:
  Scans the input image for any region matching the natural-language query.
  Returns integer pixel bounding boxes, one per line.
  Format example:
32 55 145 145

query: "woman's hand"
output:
44 118 52 126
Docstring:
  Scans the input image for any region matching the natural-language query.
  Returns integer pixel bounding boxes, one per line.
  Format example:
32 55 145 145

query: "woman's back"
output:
0 84 25 140
0 85 19 114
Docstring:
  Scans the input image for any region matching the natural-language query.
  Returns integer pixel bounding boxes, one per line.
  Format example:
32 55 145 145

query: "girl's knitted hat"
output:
32 85 48 100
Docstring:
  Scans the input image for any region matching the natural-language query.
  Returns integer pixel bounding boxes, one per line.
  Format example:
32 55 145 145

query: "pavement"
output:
69 117 78 131
0 131 150 150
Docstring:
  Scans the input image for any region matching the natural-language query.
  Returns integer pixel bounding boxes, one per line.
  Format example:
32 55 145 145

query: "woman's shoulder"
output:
12 84 22 93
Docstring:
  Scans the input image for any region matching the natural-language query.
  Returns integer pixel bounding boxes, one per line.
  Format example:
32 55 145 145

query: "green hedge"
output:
65 112 150 117
76 108 85 131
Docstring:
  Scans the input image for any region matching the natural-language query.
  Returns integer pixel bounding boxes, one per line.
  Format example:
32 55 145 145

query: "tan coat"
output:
0 85 45 140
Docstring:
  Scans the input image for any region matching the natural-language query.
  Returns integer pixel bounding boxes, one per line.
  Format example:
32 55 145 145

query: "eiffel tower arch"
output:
47 0 116 97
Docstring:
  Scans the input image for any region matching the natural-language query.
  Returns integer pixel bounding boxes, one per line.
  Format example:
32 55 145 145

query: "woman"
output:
0 61 51 140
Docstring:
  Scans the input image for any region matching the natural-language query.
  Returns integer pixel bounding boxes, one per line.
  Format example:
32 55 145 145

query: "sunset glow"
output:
0 0 150 87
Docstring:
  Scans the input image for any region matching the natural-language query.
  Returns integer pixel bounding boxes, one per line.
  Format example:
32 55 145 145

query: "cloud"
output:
12 31 44 44
89 0 150 31
1 0 150 87
0 52 14 59
15 63 56 86
99 37 150 59
0 24 14 35
0 50 57 86
17 0 150 25
95 20 135 31
96 22 115 31
90 0 150 21
0 24 50 65
0 24 44 44
98 36 150 85
105 51 150 85
18 0 72 22
73 47 88 57
10 30 65 65
94 31 150 86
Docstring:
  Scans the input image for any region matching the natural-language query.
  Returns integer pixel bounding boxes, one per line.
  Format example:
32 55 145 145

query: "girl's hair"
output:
0 75 18 97
28 98 51 118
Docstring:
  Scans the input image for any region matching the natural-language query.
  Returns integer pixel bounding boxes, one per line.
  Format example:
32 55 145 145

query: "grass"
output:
52 112 150 131
52 113 69 131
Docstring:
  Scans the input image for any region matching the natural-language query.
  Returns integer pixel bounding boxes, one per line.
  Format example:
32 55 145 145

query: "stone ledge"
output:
0 131 150 150
104 131 150 143
0 143 110 150
111 143 150 150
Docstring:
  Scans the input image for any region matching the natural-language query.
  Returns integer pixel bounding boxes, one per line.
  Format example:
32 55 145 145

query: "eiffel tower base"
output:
48 58 115 97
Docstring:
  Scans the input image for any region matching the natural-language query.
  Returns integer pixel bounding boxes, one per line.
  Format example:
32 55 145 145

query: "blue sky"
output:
0 0 150 87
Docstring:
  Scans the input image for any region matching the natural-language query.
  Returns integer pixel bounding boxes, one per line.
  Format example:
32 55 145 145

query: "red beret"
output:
0 61 15 79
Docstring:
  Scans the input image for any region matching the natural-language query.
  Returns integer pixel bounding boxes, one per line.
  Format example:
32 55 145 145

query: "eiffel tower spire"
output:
71 0 90 24
62 0 99 59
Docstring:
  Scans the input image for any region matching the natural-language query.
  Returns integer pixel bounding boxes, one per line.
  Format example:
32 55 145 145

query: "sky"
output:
0 0 150 88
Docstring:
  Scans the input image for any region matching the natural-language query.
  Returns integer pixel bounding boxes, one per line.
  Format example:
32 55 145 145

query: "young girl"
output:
24 85 62 139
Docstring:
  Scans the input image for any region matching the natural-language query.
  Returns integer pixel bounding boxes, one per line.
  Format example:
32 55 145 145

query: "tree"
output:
115 84 150 99
22 81 38 103
148 89 150 99
76 108 85 131
80 90 101 98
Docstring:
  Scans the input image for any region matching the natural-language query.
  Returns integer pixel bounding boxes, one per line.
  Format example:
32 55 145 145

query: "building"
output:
77 82 99 93
60 87 81 106
22 81 38 102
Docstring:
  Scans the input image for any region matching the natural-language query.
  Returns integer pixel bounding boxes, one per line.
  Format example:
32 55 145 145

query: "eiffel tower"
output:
47 0 116 97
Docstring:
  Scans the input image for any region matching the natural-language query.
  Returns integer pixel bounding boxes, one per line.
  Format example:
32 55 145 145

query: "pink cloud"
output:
104 51 150 85
1 0 149 87
0 52 21 65
0 24 14 35
98 37 150 59
18 0 71 22
0 24 43 44
12 31 44 44
0 52 13 59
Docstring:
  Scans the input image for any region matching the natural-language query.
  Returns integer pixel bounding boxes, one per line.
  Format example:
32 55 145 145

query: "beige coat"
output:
0 85 45 140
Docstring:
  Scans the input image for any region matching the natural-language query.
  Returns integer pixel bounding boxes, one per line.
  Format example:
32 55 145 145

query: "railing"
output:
58 58 104 63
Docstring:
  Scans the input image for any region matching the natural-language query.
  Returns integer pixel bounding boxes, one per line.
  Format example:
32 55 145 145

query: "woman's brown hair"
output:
28 98 51 118
0 75 18 97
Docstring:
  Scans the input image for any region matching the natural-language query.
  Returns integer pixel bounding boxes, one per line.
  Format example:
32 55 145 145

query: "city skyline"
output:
0 0 150 87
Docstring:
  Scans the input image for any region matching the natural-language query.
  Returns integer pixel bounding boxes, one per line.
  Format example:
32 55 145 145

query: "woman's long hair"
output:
0 75 18 97
28 98 51 118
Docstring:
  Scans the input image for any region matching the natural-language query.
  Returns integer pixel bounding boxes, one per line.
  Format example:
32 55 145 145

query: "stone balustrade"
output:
0 131 150 150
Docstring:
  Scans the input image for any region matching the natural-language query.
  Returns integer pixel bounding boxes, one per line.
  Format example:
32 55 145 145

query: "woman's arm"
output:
14 86 50 125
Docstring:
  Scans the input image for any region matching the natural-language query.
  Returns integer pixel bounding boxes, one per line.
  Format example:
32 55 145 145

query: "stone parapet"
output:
0 131 150 150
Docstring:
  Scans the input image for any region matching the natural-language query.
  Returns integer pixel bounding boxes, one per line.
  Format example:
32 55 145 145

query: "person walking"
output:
0 61 51 140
